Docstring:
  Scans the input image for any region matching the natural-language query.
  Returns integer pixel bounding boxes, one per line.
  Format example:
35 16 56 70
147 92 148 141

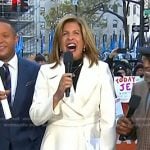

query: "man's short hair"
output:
0 18 16 35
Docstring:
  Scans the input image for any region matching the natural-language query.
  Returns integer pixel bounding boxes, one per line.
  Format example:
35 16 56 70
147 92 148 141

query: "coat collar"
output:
48 57 99 106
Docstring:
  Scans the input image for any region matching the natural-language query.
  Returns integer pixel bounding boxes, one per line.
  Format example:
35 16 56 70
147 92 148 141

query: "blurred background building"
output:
0 0 149 58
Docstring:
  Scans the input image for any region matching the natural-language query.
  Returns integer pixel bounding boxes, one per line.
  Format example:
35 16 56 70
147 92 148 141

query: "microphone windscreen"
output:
129 95 141 109
126 95 141 118
63 51 73 97
63 51 73 65
63 51 73 73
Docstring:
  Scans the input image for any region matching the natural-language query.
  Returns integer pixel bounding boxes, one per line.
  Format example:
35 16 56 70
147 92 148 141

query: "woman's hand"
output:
53 73 73 109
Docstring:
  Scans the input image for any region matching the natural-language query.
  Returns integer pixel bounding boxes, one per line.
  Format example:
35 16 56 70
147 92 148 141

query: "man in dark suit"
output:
116 46 150 150
0 18 45 149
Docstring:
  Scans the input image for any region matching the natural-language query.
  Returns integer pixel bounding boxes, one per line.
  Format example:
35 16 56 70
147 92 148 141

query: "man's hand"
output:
0 90 10 101
116 116 134 135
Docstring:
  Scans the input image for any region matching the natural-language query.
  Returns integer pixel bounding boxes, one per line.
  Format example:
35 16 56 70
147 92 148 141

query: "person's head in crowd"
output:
34 53 46 65
133 63 144 77
140 46 150 84
120 59 132 76
27 53 36 61
113 63 127 77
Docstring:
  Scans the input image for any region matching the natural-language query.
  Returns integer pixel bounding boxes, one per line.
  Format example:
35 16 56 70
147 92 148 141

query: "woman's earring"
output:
59 49 63 55
83 47 86 52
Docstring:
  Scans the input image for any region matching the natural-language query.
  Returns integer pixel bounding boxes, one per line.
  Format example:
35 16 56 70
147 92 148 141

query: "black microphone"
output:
63 51 73 97
119 95 141 141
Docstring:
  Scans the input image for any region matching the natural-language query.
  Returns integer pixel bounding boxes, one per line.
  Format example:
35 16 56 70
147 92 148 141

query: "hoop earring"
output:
59 49 63 56
83 47 86 52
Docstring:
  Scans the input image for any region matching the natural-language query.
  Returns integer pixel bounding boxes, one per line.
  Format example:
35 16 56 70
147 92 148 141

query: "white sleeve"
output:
29 66 57 126
99 63 116 150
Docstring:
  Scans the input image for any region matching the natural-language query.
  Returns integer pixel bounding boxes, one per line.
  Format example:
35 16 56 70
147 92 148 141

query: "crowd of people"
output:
0 13 150 150
104 47 144 77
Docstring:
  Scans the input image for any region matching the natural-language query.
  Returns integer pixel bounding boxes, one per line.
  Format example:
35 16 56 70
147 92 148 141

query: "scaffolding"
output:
0 0 39 56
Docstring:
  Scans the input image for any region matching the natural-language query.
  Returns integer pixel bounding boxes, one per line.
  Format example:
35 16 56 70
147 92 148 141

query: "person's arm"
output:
29 66 73 126
29 67 54 126
105 48 119 70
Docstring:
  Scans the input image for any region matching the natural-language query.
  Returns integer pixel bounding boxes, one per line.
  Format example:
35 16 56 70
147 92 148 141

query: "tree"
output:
82 0 131 50
44 1 74 29
44 0 109 29
44 0 133 50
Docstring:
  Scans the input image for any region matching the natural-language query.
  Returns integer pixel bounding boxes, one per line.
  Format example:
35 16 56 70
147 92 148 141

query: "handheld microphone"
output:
63 51 73 97
0 67 12 119
119 95 141 141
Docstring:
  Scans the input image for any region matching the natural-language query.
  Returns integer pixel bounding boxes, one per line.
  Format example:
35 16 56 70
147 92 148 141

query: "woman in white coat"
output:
29 14 116 150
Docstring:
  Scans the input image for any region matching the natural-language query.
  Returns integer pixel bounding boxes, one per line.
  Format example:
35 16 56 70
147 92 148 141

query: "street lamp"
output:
126 0 144 47
72 0 78 16
139 0 144 47
125 0 145 47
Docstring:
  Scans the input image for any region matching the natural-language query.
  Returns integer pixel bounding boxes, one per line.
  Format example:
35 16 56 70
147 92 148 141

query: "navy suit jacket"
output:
0 57 45 150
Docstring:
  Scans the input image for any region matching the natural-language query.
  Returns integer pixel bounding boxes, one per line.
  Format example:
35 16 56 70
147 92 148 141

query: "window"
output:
40 22 45 29
113 20 118 28
103 34 107 42
113 4 118 13
133 5 136 15
40 7 45 15
127 6 130 16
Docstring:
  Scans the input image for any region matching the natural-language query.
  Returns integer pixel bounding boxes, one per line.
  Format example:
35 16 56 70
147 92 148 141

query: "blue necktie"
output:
2 63 11 104
146 93 150 112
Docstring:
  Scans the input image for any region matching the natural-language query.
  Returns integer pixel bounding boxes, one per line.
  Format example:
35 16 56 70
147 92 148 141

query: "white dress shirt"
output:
0 54 18 104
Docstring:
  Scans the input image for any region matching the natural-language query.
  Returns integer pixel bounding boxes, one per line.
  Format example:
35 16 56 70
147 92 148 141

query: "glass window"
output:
113 20 118 28
133 5 136 15
127 6 130 16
